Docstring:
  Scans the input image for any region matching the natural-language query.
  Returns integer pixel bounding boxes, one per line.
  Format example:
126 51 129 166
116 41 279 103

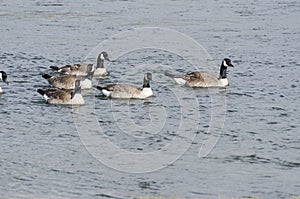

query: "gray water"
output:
1 0 300 198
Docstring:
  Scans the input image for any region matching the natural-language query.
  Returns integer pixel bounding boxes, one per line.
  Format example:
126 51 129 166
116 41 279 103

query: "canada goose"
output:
37 80 84 105
165 58 234 88
95 73 153 99
50 51 110 76
43 64 94 89
0 71 8 93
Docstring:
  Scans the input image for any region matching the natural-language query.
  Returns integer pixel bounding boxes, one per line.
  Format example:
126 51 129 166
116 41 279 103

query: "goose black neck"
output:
143 77 150 88
219 64 227 79
72 86 81 99
85 71 94 80
96 55 104 68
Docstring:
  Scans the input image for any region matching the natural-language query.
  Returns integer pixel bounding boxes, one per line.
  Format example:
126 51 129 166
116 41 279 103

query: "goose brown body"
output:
165 58 234 88
37 80 84 105
95 73 153 99
43 64 94 89
50 52 110 76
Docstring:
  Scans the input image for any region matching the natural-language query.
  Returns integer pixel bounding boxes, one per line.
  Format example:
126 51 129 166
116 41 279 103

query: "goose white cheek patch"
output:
223 60 228 67
100 53 105 60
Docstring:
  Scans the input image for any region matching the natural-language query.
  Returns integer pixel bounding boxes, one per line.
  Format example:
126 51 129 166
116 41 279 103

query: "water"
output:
1 0 300 198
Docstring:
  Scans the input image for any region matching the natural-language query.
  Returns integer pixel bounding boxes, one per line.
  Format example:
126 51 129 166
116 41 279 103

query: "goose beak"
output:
229 63 234 67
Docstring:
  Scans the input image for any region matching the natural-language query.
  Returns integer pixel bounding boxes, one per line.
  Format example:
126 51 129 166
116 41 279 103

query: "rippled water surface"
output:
1 0 299 198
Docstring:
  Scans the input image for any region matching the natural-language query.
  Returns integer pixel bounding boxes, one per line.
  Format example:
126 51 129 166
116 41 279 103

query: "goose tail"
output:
37 89 45 96
42 74 52 79
165 71 185 78
164 71 187 85
50 66 60 71
94 85 104 90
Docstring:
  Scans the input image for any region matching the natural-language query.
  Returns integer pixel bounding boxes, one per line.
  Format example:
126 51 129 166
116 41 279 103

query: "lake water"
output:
1 0 299 198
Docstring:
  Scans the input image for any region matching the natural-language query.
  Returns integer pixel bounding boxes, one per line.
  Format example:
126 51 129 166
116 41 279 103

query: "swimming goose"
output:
50 51 110 76
0 71 8 93
43 64 94 89
165 58 234 88
95 73 153 99
37 80 84 105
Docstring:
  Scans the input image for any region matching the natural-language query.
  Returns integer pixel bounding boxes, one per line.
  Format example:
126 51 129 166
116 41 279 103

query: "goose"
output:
50 51 110 76
165 58 234 88
0 71 8 93
42 64 94 89
95 73 153 99
37 80 84 105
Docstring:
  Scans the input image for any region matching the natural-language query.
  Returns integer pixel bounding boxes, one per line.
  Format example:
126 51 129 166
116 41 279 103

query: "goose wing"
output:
185 72 219 87
37 88 71 104
111 84 142 98
51 64 89 75
45 88 71 101
112 84 141 92
97 84 142 98
49 75 77 89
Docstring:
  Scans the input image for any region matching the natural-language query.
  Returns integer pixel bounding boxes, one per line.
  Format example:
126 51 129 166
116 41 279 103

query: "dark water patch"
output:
13 176 32 182
95 193 123 199
224 154 272 164
271 106 285 111
245 131 257 135
190 191 216 197
228 92 254 98
266 121 278 125
50 169 75 175
138 181 160 191
57 133 78 138
35 2 64 7
277 160 300 169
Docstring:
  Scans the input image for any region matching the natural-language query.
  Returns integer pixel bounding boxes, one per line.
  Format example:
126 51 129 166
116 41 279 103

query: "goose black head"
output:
219 58 234 79
222 58 234 67
85 64 95 80
99 52 110 61
97 52 110 68
72 80 82 99
0 71 8 85
143 73 152 88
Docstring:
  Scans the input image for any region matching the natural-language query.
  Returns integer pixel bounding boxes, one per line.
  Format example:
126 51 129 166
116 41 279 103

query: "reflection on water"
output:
1 0 299 198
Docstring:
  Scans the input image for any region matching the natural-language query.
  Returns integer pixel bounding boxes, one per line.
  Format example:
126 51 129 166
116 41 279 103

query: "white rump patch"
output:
101 89 111 97
174 78 186 85
43 94 50 101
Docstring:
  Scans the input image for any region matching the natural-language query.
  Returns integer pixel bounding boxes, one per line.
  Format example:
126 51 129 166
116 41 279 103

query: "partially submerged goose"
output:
43 64 94 89
50 51 110 76
0 71 8 93
95 73 153 99
37 80 84 105
165 58 234 88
